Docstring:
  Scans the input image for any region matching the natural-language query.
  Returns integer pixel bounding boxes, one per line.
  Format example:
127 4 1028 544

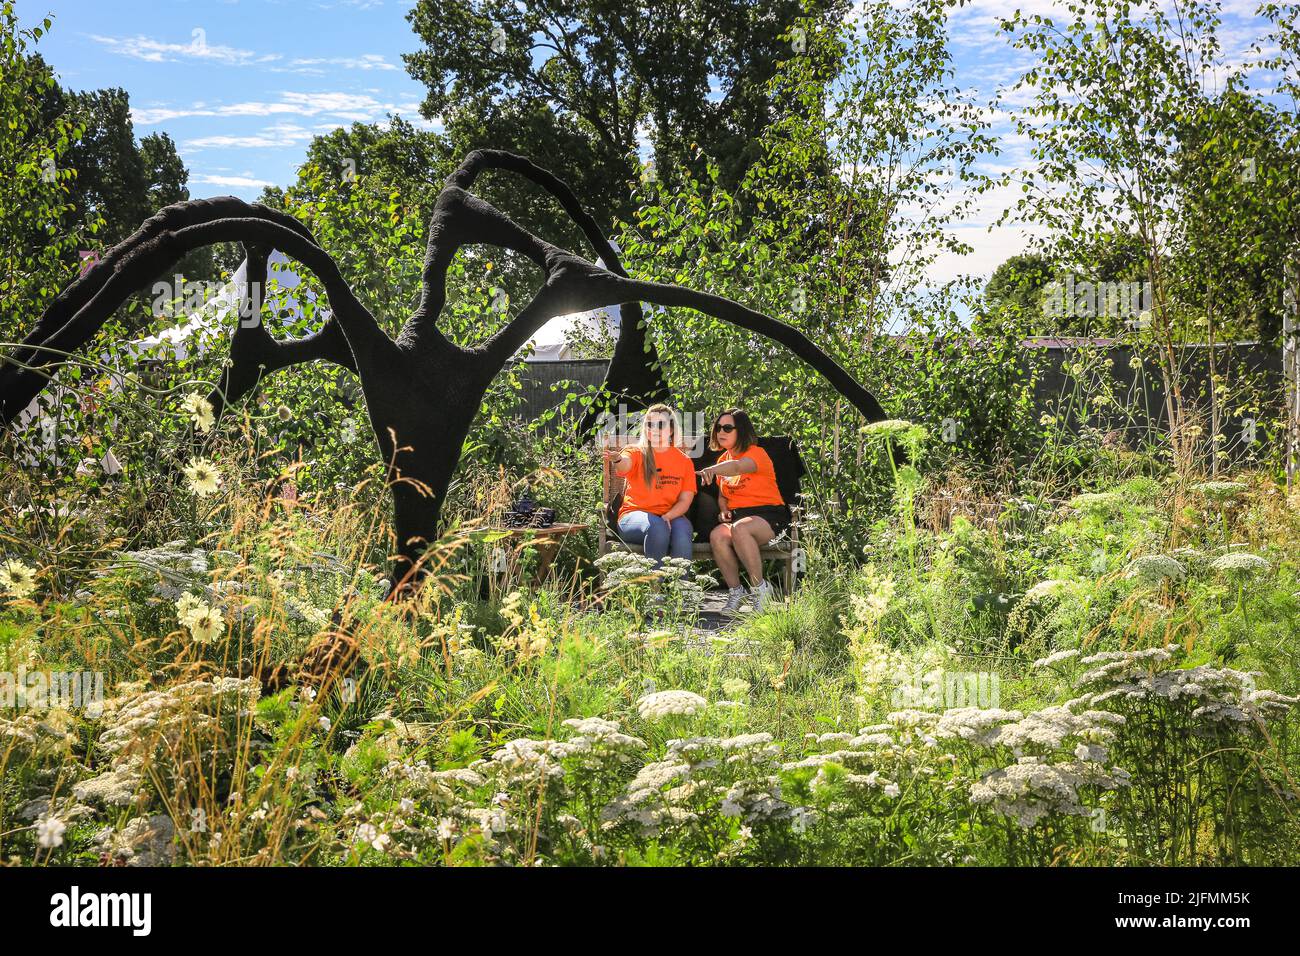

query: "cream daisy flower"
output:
183 458 222 497
182 393 215 433
0 559 38 599
186 606 225 644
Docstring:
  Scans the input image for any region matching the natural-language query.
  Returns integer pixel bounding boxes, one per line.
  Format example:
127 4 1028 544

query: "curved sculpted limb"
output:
1 206 387 424
415 149 668 416
206 244 359 421
2 198 317 385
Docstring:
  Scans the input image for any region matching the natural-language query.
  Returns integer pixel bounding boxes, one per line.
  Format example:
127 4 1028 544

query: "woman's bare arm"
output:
663 491 694 523
698 456 758 483
603 447 632 475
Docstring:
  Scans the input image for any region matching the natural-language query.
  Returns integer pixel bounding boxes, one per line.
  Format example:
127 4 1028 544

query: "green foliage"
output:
0 5 93 344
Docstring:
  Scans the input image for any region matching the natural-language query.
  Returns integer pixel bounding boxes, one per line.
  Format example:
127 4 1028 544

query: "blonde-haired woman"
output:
603 403 697 565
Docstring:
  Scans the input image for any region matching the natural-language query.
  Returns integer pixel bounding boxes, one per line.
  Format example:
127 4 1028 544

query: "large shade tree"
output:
0 151 885 590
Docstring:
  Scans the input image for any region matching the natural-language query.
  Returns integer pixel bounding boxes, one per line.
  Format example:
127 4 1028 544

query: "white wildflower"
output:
636 690 708 721
36 815 66 848
182 393 215 433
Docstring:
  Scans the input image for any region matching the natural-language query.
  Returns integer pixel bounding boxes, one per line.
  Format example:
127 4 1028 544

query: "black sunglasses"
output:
715 423 737 433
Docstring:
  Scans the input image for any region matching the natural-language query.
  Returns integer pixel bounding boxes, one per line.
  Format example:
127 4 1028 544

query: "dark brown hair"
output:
709 407 758 453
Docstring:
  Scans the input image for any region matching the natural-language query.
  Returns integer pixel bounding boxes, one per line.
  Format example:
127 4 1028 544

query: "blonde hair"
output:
637 403 680 486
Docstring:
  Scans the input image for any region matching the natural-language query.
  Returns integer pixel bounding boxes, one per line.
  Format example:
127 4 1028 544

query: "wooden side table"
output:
478 522 589 585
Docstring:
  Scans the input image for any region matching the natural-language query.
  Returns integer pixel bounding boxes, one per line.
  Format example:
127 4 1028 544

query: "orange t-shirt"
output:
719 445 785 509
618 446 698 519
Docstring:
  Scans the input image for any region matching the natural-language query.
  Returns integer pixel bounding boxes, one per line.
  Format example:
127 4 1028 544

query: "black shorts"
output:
728 505 791 539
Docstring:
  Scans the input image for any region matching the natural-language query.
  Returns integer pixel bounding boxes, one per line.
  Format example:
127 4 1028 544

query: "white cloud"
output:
274 54 399 74
134 91 423 127
183 123 317 150
89 33 281 67
192 173 276 189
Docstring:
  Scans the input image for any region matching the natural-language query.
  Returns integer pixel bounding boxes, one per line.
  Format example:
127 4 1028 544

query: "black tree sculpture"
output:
0 150 885 588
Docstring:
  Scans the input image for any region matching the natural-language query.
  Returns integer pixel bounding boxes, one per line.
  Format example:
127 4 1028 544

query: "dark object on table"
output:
503 496 555 529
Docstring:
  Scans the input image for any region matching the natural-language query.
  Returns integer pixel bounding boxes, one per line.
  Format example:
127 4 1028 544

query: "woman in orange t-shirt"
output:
603 403 697 565
695 408 789 611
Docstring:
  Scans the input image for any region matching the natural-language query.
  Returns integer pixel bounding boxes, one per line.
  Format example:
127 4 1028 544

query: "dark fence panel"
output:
1026 341 1282 461
511 359 610 424
513 344 1285 458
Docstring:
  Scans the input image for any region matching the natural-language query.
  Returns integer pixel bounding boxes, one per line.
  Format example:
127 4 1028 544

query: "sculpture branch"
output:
1 205 387 425
205 244 358 421
420 150 667 416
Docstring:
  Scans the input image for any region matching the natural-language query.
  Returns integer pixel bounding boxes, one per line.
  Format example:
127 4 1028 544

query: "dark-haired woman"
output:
696 408 790 612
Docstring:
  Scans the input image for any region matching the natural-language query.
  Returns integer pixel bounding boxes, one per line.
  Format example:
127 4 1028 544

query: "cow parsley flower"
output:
1125 554 1185 585
1069 491 1123 514
861 419 926 443
1023 579 1076 603
1210 552 1270 576
721 678 751 699
636 690 708 721
1193 481 1247 502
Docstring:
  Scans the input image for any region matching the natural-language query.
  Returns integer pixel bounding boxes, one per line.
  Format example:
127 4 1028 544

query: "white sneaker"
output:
721 587 747 614
749 581 775 612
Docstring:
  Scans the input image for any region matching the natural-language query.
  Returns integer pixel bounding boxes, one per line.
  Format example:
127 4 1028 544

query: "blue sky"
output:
21 0 436 195
19 0 1283 291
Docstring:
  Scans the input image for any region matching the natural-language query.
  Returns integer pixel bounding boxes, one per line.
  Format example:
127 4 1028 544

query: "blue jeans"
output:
617 511 693 565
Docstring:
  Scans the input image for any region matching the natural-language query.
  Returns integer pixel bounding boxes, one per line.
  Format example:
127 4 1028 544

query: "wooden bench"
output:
597 434 804 595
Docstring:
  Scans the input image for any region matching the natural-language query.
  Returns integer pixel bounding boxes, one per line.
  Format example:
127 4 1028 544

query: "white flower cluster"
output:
100 543 210 603
483 738 575 787
72 678 260 811
956 703 1124 753
1075 648 1299 723
384 760 485 806
601 733 790 835
1192 481 1247 502
593 551 667 588
594 552 712 609
969 756 1131 829
636 689 708 721
933 708 1025 747
1069 491 1124 515
1124 554 1186 585
1209 552 1270 576
1032 648 1080 669
560 717 647 770
1023 579 1078 603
